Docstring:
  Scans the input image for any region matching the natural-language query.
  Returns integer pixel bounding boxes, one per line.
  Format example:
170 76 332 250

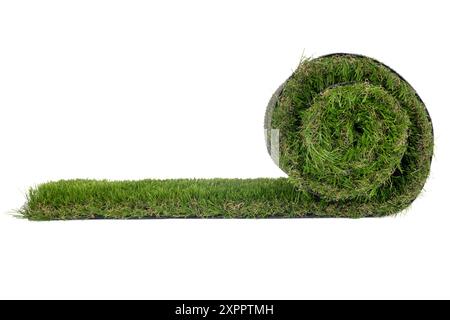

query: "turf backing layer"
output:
21 53 433 220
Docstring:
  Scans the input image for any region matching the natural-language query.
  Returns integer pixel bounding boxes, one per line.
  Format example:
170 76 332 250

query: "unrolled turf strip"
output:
20 53 433 220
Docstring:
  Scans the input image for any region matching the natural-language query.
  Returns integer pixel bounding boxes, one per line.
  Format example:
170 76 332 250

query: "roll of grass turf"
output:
21 53 433 220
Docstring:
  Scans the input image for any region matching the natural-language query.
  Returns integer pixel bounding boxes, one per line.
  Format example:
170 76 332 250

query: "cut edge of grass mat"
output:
20 53 434 221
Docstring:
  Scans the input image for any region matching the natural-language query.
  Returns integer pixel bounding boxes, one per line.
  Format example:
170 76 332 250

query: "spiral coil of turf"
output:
265 53 433 216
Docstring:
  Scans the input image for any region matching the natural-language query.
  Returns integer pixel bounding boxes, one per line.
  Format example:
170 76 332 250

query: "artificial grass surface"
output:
20 178 408 220
21 179 312 220
21 53 434 220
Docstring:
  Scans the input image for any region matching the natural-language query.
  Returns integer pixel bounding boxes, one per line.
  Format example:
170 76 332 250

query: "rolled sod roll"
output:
21 53 433 220
265 53 433 216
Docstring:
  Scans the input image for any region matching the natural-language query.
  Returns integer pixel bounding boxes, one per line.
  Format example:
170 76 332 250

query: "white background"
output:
1 0 449 300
